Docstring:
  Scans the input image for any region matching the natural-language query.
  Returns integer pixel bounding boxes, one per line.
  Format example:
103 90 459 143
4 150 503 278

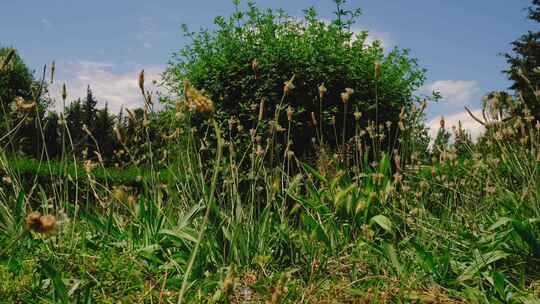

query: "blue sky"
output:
0 0 535 137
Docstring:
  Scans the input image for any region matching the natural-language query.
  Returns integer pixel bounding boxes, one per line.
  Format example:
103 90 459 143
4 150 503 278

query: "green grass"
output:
1 77 540 304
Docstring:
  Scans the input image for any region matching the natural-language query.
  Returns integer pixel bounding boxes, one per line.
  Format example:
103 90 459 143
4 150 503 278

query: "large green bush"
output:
165 1 427 159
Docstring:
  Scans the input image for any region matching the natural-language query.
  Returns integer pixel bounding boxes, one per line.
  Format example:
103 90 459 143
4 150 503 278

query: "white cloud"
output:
427 109 485 141
41 18 52 28
421 80 480 105
49 60 166 114
137 17 159 49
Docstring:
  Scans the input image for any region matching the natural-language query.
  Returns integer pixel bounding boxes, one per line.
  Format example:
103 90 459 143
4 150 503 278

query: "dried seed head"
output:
61 84 67 101
251 58 260 79
374 61 381 79
341 88 354 104
14 97 36 112
138 69 145 92
0 48 15 71
26 212 42 231
84 160 95 174
183 81 215 114
26 212 56 234
283 75 295 96
113 124 123 142
258 98 265 121
287 105 294 122
40 215 57 233
2 176 12 185
50 61 55 84
439 116 445 129
310 112 317 126
318 83 327 100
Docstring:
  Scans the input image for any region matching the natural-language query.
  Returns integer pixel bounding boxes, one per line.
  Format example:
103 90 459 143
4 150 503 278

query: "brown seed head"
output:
61 84 67 101
318 83 327 100
138 69 145 92
40 215 57 233
26 212 42 231
0 48 15 71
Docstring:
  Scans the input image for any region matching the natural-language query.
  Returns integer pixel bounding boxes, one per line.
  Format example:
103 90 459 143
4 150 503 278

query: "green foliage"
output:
504 0 540 120
0 46 50 157
166 1 427 159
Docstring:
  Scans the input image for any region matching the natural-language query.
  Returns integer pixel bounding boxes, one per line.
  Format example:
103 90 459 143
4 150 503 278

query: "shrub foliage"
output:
165 1 427 158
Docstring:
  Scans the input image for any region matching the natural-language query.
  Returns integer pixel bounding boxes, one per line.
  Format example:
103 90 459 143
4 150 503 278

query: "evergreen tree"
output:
94 104 116 162
83 86 98 155
65 99 84 157
43 112 60 158
504 0 540 119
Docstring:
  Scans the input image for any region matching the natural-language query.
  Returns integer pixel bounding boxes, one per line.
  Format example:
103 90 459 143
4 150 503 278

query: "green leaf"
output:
302 163 327 183
488 217 512 231
512 219 540 257
159 228 198 244
458 250 509 282
383 242 403 276
40 261 69 304
370 214 393 234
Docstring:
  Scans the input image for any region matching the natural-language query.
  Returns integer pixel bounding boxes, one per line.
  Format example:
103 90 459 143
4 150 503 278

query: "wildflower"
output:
341 88 354 104
354 111 362 121
243 272 257 286
84 160 95 174
183 80 215 114
318 83 327 100
485 183 496 195
14 97 36 112
393 172 403 184
393 154 401 171
371 173 384 185
419 180 429 191
401 184 411 193
355 200 367 214
255 145 265 157
1 176 12 185
287 106 294 122
283 75 295 96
